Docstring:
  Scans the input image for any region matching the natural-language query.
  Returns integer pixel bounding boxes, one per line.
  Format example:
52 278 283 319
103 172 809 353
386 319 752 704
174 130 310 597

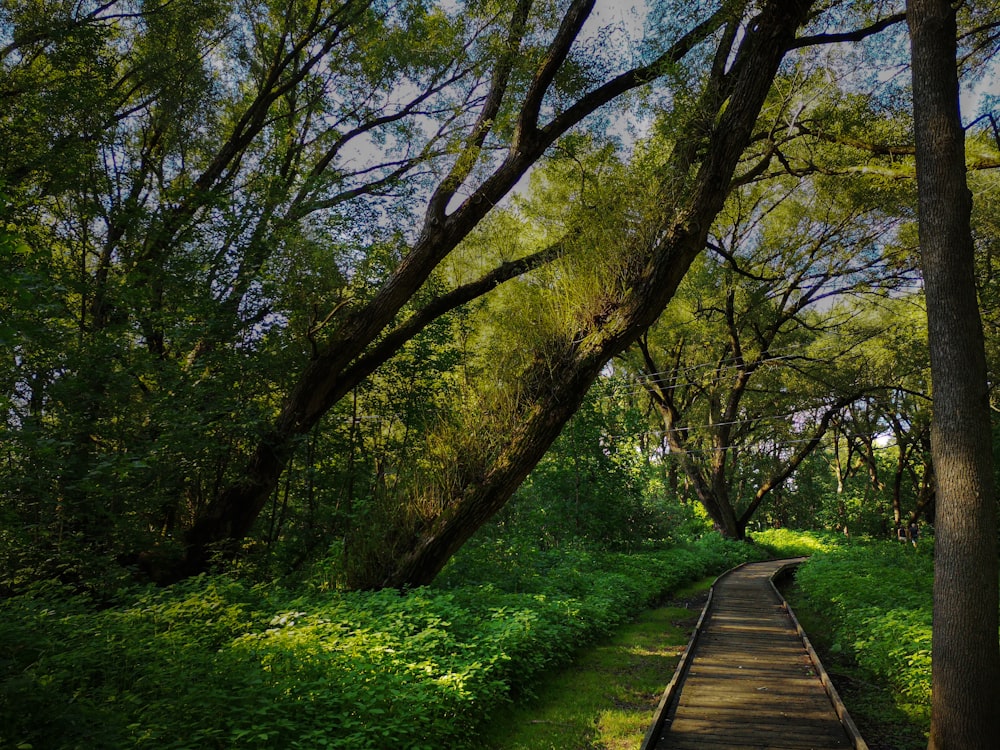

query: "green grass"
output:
482 577 713 750
750 528 850 557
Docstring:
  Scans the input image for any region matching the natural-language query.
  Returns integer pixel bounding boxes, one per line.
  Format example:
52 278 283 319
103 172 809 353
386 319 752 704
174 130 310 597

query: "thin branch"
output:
334 238 569 394
789 11 907 50
425 0 535 222
518 0 596 138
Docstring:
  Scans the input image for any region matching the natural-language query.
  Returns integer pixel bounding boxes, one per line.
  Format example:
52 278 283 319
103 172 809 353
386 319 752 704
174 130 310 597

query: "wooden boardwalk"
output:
644 559 866 750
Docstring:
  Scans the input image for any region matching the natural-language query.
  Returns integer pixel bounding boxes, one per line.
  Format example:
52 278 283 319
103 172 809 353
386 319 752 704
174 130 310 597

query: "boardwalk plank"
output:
650 559 860 750
667 721 850 741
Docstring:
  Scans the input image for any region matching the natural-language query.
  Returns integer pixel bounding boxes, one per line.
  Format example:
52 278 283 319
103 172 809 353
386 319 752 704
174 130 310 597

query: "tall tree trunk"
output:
907 2 1000 747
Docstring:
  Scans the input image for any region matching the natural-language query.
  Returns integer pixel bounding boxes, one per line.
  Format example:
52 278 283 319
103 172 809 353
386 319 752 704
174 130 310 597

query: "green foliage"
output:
0 0 566 590
481 592 710 750
750 528 852 558
487 383 669 550
614 159 921 538
0 536 763 749
792 541 936 729
0 0 962 602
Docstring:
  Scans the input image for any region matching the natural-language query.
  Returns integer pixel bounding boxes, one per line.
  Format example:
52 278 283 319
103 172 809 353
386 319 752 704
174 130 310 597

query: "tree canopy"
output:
7 4 1000 746
2 0 999 611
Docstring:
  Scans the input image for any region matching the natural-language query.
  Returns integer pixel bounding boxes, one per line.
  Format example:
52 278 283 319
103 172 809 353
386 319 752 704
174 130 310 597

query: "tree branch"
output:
789 11 907 50
334 238 568 395
425 0 535 222
738 392 865 526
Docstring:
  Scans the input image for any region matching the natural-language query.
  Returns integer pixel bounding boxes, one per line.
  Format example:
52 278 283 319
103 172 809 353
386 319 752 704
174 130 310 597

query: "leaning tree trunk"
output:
156 0 817 586
352 0 817 590
157 0 741 582
907 2 1000 748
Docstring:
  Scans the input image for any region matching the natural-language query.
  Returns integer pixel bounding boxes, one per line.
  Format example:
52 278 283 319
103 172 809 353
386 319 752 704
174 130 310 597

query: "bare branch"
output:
789 11 907 50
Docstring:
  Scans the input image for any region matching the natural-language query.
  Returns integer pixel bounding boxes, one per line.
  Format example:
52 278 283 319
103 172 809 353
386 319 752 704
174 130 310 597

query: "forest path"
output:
644 558 867 750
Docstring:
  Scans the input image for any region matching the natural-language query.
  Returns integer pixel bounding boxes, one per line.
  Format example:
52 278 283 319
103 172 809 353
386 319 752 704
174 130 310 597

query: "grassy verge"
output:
750 527 848 557
482 578 712 750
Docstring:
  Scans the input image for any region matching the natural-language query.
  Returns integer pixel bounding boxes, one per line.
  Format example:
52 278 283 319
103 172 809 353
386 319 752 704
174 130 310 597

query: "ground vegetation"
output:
0 534 761 749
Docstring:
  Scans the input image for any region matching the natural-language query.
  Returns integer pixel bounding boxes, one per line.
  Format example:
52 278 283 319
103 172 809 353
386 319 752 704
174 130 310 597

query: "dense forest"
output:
2 0 1000 747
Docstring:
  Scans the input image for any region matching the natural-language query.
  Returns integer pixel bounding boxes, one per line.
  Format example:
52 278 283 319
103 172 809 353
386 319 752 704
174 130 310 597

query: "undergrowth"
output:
791 540 934 739
482 580 713 750
0 535 764 749
750 527 850 557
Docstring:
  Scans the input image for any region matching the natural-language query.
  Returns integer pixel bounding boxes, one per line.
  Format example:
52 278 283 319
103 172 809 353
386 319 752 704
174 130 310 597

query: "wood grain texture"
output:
652 559 855 750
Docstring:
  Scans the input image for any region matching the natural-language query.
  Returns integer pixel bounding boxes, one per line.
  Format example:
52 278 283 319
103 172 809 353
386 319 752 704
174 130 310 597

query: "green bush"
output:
792 541 934 726
0 535 764 749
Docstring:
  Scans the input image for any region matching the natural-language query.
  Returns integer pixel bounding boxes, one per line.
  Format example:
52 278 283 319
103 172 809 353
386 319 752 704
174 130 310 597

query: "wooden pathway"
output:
643 558 867 750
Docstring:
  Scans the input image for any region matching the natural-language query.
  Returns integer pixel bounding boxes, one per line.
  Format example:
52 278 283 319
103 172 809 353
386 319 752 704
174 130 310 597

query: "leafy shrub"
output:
792 541 934 726
0 535 764 749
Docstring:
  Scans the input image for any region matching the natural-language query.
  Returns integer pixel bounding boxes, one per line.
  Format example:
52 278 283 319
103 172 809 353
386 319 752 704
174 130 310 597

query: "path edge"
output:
770 559 870 750
638 561 750 750
641 557 870 750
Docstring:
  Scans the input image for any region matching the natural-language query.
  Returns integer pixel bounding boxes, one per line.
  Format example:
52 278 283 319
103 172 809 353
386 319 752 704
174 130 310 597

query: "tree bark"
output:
906 2 1000 747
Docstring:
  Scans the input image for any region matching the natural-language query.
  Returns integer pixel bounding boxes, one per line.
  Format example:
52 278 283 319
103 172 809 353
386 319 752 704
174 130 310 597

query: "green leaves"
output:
0 536 764 749
794 541 936 726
